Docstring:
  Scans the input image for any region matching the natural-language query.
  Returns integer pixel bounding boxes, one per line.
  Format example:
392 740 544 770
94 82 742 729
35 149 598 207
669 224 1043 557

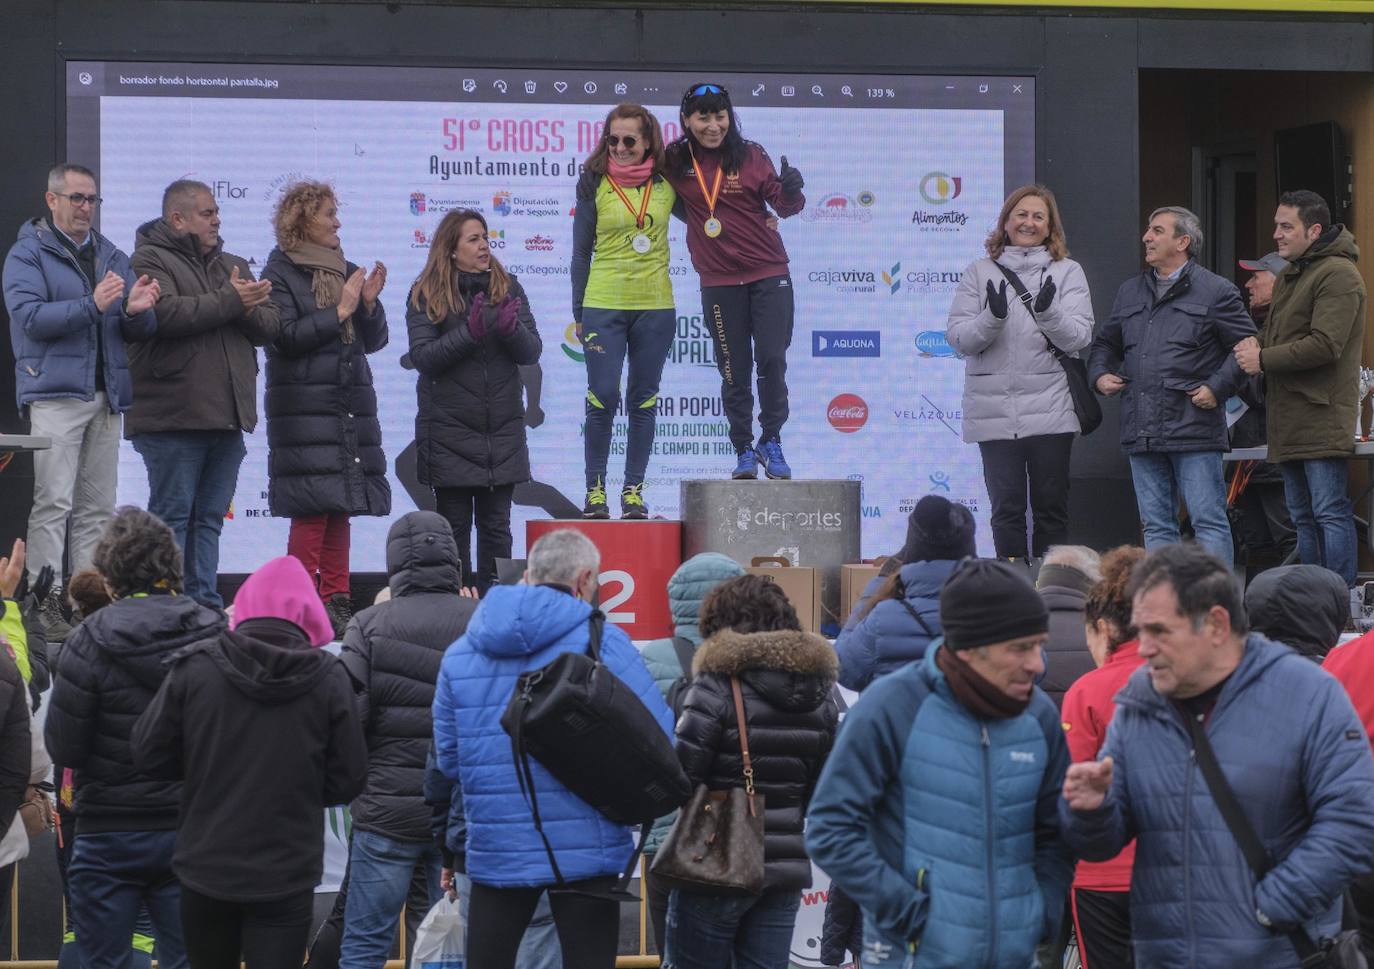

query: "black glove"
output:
28 566 53 612
985 279 1009 320
779 156 804 196
1033 276 1057 314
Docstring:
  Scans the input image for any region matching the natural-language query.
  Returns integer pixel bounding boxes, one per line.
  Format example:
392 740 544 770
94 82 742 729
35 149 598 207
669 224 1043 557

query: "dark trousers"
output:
435 484 515 592
644 863 671 955
1071 888 1133 969
978 433 1074 558
67 830 186 969
582 307 676 488
466 878 620 969
180 885 314 969
702 275 794 451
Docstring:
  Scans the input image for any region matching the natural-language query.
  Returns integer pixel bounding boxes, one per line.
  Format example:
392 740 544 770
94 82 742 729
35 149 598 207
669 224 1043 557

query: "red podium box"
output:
525 520 683 640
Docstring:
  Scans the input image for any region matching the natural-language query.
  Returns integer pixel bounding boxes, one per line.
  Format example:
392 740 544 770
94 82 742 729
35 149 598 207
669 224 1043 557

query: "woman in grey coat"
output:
945 184 1094 561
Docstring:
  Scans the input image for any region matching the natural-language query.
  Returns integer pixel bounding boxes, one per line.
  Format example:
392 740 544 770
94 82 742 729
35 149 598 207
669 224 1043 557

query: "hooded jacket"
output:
945 247 1095 443
1088 261 1255 454
341 511 477 843
44 594 223 833
675 628 839 891
260 248 391 519
132 617 367 902
1259 227 1367 462
1245 564 1349 660
834 559 957 692
3 218 157 413
432 583 674 887
0 650 29 842
1061 634 1374 969
126 218 279 436
806 644 1073 969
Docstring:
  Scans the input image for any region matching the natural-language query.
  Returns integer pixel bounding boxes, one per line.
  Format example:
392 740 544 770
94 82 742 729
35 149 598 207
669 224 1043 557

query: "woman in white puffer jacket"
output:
945 184 1095 563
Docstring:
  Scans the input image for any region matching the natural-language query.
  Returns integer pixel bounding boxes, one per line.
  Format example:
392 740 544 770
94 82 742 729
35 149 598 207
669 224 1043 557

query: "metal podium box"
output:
680 479 862 635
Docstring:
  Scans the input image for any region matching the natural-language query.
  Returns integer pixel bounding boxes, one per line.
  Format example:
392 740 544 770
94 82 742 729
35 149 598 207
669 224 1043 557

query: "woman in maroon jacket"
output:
665 83 805 480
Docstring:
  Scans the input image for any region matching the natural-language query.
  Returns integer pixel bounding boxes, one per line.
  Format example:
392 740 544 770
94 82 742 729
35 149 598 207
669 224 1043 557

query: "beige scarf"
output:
283 241 353 343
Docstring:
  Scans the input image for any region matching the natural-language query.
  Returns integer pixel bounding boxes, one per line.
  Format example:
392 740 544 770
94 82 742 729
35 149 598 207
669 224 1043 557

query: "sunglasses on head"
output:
686 83 727 98
606 134 639 149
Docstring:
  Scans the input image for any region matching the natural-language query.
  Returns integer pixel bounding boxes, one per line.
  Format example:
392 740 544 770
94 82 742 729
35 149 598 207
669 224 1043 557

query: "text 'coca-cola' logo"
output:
827 393 869 433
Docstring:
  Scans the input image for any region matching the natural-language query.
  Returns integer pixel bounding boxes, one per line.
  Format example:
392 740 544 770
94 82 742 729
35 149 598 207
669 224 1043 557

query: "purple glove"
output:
495 297 522 337
467 292 488 339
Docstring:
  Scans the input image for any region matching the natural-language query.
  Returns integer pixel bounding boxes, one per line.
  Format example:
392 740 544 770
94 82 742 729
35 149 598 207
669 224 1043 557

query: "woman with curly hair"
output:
262 181 390 635
1060 544 1146 969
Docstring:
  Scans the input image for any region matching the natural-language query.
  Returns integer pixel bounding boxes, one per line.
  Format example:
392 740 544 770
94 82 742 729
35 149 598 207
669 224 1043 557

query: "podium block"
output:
680 480 862 634
526 519 683 640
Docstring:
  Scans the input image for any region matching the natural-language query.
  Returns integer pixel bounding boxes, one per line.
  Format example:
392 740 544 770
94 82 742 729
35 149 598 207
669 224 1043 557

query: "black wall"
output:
2 0 1371 553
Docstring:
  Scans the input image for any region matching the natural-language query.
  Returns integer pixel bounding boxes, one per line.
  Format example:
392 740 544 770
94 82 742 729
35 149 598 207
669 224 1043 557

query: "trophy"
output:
1359 367 1374 439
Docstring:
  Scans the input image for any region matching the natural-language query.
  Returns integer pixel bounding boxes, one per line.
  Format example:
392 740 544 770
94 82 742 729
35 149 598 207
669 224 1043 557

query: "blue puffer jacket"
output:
834 560 957 691
3 219 156 412
806 644 1073 969
432 583 674 888
1060 633 1374 969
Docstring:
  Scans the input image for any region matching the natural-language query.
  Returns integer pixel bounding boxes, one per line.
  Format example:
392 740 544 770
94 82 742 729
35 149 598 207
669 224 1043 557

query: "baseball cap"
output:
1238 253 1288 276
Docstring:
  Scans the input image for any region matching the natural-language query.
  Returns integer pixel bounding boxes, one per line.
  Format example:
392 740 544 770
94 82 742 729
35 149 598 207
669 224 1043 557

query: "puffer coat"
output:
833 559 956 692
945 247 1094 443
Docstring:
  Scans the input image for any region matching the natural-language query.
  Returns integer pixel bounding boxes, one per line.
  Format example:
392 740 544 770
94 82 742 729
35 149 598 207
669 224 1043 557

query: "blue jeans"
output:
664 888 802 969
338 829 441 968
582 308 676 487
131 430 245 608
1280 458 1357 585
67 830 186 969
453 872 561 969
1128 451 1233 567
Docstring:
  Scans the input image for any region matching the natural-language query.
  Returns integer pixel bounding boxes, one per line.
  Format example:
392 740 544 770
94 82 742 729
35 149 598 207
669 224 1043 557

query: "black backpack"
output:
501 610 692 889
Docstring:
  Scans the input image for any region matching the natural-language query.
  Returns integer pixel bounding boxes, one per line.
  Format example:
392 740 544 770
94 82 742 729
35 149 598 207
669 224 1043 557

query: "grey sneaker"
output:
39 588 73 642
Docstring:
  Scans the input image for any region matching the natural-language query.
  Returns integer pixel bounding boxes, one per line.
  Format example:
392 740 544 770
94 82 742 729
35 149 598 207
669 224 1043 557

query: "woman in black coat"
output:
406 208 542 591
669 574 839 969
262 180 391 635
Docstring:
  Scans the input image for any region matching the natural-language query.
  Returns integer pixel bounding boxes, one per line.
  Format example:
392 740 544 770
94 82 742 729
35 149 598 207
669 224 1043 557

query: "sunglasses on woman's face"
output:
606 135 639 149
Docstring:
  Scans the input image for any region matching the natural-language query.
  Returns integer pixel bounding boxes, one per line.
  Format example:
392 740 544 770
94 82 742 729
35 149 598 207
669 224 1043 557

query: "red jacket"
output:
1061 640 1142 891
1323 631 1374 754
665 141 803 287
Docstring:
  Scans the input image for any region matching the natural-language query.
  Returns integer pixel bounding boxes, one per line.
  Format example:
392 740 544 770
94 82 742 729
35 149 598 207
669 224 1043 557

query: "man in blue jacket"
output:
2 164 158 640
807 558 1073 969
1061 543 1374 968
431 527 673 969
1088 206 1255 567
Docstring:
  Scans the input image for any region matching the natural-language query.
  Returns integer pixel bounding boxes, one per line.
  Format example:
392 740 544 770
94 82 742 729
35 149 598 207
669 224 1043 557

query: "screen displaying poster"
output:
66 62 1034 575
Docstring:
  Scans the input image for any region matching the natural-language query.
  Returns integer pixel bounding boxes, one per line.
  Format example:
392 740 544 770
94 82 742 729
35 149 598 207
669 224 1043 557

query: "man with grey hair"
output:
1088 205 1255 566
127 179 278 609
432 526 672 966
3 163 159 639
1036 545 1101 708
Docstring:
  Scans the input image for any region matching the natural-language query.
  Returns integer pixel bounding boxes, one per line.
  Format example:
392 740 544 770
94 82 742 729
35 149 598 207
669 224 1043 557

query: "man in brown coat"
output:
128 180 279 608
1235 189 1366 585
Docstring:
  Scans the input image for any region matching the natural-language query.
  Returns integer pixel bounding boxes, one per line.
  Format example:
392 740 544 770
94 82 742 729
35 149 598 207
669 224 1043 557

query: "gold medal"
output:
689 144 725 241
704 218 722 238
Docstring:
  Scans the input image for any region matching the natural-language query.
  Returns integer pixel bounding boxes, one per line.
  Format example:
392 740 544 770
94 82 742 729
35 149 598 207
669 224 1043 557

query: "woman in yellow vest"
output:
571 103 678 520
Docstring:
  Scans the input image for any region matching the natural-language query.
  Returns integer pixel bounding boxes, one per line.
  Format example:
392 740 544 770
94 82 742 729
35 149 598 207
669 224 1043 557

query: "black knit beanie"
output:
940 558 1049 651
899 495 977 562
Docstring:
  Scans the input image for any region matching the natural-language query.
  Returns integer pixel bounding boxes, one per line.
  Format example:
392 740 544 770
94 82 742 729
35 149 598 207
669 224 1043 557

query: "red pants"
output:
287 513 351 599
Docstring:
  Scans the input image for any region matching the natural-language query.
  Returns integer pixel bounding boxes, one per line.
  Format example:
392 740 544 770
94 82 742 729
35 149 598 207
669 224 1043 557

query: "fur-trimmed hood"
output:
693 629 838 713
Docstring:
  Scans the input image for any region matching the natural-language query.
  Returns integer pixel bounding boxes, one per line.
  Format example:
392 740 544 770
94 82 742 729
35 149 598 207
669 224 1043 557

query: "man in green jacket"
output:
1235 190 1366 586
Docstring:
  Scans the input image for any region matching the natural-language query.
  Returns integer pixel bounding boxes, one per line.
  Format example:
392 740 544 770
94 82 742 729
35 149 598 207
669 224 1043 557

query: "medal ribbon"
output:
688 145 724 221
605 175 654 229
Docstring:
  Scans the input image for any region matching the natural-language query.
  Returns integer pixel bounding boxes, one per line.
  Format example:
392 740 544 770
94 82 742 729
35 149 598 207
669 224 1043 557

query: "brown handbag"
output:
650 676 766 895
18 785 53 838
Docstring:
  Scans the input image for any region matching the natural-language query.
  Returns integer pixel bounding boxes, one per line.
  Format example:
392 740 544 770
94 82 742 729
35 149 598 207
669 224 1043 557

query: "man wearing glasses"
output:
2 164 159 639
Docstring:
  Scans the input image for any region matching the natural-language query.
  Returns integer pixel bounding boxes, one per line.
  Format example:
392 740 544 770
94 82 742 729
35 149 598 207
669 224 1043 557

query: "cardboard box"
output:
840 563 884 625
746 556 822 633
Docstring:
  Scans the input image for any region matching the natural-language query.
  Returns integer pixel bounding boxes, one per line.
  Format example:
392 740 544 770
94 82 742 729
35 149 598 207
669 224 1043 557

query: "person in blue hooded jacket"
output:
431 527 673 969
807 558 1073 969
834 495 975 692
1061 543 1374 969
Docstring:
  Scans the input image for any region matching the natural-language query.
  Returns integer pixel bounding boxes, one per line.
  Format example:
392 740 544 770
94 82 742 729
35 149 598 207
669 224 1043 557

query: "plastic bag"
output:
410 894 465 969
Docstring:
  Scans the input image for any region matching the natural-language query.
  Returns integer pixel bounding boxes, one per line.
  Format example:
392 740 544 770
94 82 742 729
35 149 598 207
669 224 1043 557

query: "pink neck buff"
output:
608 156 654 187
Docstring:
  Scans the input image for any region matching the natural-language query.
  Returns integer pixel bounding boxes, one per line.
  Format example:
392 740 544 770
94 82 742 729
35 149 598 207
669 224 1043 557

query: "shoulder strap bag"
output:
1184 710 1366 969
993 261 1102 435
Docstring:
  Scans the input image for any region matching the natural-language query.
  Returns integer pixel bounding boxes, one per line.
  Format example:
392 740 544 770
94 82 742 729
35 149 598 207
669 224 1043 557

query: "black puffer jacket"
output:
0 649 30 839
406 272 542 489
44 595 224 833
676 629 839 891
1038 565 1096 709
261 248 391 519
340 511 477 842
1245 564 1350 660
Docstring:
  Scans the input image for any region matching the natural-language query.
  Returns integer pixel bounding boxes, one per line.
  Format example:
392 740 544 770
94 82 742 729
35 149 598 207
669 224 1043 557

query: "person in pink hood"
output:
133 555 366 969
